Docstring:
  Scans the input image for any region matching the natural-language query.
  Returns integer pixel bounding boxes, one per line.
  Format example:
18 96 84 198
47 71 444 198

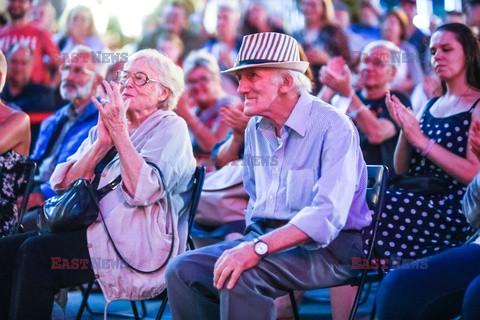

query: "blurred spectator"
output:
175 50 240 169
33 0 57 33
292 0 351 94
20 45 105 215
1 44 56 149
334 1 371 52
350 0 382 48
466 0 480 37
399 0 430 72
137 1 205 61
0 0 60 85
444 10 467 25
319 40 410 176
55 5 104 54
201 1 242 71
240 1 284 36
156 32 184 66
382 8 424 94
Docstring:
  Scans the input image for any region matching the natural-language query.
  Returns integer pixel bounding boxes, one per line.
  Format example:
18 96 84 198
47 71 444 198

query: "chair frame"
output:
76 166 205 320
13 159 37 235
289 165 389 320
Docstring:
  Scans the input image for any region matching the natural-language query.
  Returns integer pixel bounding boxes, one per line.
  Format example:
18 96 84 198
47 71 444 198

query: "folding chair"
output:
12 159 37 235
289 165 389 320
156 165 205 320
76 166 205 320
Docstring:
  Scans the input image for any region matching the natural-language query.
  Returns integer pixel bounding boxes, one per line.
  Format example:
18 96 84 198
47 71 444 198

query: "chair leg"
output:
289 290 300 320
155 291 169 320
76 280 94 320
370 299 377 320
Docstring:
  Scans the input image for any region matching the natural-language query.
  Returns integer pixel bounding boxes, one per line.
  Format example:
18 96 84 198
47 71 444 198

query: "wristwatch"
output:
253 238 269 257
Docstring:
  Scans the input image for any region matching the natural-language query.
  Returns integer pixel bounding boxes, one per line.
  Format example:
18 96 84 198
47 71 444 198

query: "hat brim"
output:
222 61 309 75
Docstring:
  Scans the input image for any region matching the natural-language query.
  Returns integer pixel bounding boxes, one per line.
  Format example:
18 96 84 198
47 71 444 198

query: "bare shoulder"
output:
470 91 480 120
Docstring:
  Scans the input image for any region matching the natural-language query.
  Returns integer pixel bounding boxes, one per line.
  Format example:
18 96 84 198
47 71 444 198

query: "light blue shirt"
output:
243 92 371 247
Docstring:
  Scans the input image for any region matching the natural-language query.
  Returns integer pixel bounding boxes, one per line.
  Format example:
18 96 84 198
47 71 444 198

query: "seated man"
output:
21 45 105 226
165 32 371 319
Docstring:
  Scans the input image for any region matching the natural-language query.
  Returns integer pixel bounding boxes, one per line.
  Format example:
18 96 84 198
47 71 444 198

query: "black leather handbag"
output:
38 176 121 233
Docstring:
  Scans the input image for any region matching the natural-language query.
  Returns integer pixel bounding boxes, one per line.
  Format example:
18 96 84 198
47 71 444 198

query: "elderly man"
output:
22 45 105 213
166 32 370 320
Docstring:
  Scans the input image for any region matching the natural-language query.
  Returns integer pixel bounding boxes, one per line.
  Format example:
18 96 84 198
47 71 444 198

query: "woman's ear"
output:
157 86 170 104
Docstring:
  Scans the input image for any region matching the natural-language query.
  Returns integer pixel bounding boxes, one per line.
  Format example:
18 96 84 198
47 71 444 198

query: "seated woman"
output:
380 22 480 264
376 118 480 320
0 49 195 319
319 40 412 177
174 50 241 169
0 51 31 237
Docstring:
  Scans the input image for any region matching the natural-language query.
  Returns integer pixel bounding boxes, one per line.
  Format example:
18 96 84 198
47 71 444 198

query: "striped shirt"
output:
243 92 371 247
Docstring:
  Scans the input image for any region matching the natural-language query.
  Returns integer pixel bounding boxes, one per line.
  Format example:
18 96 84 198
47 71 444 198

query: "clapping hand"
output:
220 102 250 139
319 57 353 97
386 91 425 149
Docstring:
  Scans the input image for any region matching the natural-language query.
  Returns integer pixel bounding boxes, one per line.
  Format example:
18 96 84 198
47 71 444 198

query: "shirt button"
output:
87 243 93 248
269 195 274 200
101 172 107 177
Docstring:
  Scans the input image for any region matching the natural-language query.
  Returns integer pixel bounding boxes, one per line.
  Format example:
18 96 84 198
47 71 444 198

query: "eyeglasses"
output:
60 64 95 76
116 70 160 87
186 75 211 86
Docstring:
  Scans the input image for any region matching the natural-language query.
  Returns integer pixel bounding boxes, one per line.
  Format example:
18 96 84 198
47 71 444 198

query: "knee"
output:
377 269 417 318
17 236 43 264
166 252 201 287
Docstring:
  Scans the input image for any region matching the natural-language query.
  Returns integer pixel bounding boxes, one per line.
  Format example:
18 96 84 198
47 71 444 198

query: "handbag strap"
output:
90 161 175 274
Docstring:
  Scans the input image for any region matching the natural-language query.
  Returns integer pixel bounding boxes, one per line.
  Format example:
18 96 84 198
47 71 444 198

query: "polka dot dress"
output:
368 97 479 268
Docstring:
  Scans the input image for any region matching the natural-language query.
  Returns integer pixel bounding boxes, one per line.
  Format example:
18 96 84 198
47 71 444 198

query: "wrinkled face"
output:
359 46 395 90
7 0 32 21
60 59 97 101
186 66 217 106
236 68 281 117
430 30 466 83
8 47 33 86
120 57 168 112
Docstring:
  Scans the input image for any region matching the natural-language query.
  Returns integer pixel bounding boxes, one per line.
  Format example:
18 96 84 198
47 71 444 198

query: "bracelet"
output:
347 105 368 120
421 139 436 157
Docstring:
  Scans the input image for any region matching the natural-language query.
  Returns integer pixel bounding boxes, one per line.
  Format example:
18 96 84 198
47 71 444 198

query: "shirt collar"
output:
254 91 313 137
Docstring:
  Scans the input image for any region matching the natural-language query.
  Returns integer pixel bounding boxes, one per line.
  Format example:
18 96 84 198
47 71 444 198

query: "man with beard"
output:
21 45 105 214
0 0 60 84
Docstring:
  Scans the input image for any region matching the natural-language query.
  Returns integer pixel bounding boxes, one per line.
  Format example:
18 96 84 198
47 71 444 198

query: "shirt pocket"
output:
286 169 315 211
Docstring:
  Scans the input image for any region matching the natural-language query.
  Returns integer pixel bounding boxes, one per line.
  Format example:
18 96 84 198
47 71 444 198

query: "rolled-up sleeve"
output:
289 121 364 246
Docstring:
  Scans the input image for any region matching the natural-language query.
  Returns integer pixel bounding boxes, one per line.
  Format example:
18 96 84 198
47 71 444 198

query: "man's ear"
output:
390 66 397 80
279 73 294 93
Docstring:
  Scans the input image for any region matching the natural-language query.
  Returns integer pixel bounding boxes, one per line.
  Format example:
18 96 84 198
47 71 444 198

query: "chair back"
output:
13 159 37 235
179 166 206 249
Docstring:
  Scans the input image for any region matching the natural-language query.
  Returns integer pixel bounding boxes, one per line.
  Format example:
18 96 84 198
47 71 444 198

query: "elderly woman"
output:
0 51 30 237
0 49 195 319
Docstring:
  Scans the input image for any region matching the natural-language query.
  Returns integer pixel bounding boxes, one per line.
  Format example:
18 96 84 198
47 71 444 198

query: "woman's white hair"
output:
271 69 313 94
128 49 185 110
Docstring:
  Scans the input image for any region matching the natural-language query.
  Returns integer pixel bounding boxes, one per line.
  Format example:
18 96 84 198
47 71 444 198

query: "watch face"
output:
254 241 268 256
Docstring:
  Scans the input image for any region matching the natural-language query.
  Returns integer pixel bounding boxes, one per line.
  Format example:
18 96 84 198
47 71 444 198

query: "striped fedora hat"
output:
222 32 309 74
